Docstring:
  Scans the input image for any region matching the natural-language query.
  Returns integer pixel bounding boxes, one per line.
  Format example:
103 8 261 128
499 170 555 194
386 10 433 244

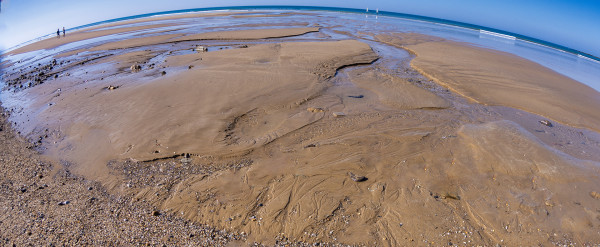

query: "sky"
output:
0 0 599 57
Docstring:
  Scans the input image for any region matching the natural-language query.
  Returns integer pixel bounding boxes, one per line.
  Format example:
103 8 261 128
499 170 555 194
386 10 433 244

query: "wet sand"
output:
2 11 600 246
396 36 600 132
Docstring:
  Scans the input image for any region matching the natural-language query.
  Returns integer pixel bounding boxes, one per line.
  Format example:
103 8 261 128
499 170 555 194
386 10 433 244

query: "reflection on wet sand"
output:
2 10 600 246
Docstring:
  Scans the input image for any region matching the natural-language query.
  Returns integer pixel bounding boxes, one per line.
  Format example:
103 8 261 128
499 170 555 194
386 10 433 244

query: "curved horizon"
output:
0 1 599 59
2 5 599 62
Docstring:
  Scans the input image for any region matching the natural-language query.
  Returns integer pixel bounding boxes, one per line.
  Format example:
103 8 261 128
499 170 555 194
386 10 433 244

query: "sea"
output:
2 6 600 92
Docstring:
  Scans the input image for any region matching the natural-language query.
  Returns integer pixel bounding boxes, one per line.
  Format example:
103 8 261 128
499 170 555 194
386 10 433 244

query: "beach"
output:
2 10 600 246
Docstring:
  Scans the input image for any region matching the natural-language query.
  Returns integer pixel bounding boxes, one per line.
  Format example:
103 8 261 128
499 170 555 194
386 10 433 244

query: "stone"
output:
348 95 364 98
333 112 346 117
307 107 324 113
348 172 367 182
195 46 208 52
130 63 142 72
58 200 70 206
539 120 553 127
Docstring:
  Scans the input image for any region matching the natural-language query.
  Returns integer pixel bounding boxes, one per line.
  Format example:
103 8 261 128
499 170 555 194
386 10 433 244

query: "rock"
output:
107 85 119 91
152 210 161 216
333 112 346 117
348 172 367 182
188 65 194 69
307 107 324 113
539 120 553 127
195 46 208 52
130 63 142 72
348 95 364 98
161 71 167 76
591 191 600 199
58 200 70 206
20 187 27 193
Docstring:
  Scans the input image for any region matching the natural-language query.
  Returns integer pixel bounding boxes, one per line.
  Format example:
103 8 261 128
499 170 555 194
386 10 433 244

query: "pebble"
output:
58 200 70 206
539 120 553 127
333 112 346 117
348 172 367 182
307 107 324 113
348 95 364 98
195 46 208 52
130 63 142 72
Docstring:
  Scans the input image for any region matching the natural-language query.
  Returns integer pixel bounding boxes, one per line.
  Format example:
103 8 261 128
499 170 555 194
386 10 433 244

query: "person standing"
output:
57 28 60 38
62 27 66 37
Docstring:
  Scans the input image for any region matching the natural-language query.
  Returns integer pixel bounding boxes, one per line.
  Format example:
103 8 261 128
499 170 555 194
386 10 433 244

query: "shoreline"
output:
3 6 599 64
2 10 600 246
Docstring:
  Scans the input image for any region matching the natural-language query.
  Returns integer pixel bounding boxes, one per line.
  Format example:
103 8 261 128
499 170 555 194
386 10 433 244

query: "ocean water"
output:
2 6 600 92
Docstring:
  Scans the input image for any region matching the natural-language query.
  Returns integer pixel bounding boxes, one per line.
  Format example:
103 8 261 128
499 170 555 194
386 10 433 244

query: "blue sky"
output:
0 0 599 57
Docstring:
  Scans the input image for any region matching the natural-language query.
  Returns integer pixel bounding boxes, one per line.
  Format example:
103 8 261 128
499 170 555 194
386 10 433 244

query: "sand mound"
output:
389 36 600 132
171 27 320 42
19 40 377 178
7 24 179 55
3 13 600 246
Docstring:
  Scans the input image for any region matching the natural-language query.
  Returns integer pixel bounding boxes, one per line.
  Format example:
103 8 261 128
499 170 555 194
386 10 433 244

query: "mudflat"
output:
2 10 600 246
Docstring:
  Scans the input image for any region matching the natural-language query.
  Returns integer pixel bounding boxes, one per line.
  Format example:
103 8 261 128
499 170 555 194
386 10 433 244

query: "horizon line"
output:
2 5 599 62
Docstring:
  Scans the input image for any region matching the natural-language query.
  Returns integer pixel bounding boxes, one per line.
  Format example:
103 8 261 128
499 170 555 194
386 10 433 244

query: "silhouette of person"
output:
57 29 60 38
63 27 66 37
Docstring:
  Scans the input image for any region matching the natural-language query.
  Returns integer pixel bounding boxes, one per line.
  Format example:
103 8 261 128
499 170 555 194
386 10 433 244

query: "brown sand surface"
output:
203 22 311 30
170 27 321 42
2 14 600 246
20 39 377 179
76 11 266 32
56 23 314 57
85 27 320 51
380 34 600 132
7 23 180 55
231 14 294 18
0 107 248 246
6 11 281 56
